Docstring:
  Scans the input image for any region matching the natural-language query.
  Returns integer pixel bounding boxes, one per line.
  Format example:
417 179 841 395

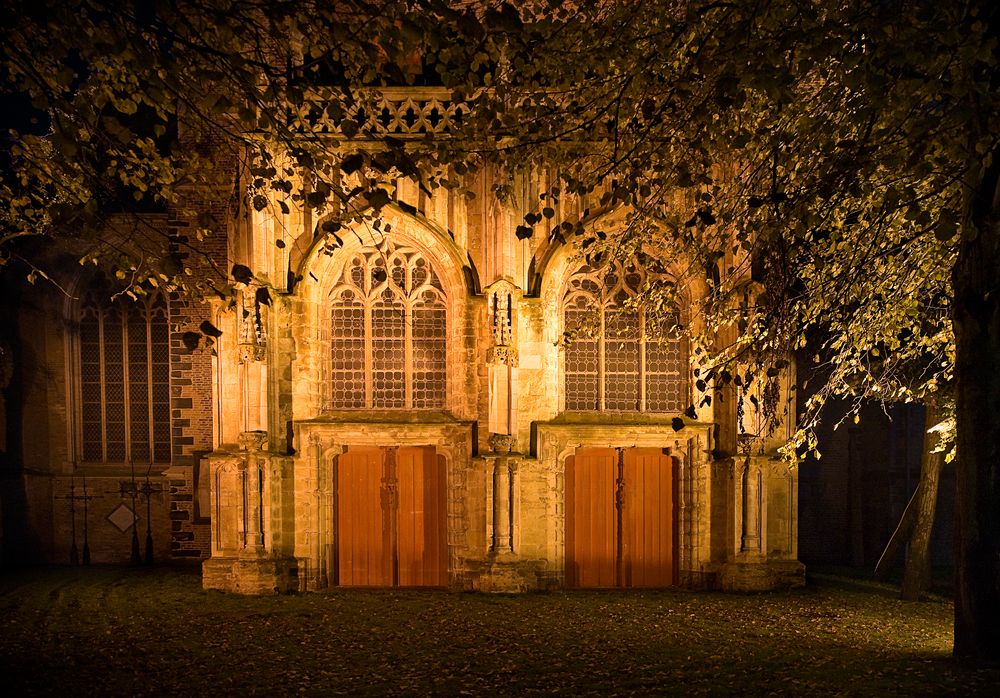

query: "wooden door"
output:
565 448 618 587
622 448 676 587
336 446 391 586
396 447 448 586
565 447 676 588
335 445 447 587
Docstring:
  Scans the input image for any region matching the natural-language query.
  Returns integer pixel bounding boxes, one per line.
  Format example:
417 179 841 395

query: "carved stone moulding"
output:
238 430 269 452
487 433 518 454
238 343 267 364
486 345 519 367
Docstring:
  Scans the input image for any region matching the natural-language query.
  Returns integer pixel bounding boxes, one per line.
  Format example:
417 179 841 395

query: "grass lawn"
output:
1 566 997 696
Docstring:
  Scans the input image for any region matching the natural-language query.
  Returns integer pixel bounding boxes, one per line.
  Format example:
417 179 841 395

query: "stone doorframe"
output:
293 418 474 591
535 420 714 588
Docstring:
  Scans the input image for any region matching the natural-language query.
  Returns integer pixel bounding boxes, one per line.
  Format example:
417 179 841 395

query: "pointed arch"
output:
560 257 689 414
293 202 477 298
290 206 474 419
328 241 448 410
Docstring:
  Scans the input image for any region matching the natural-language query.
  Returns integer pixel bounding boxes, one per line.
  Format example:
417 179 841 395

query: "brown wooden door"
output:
622 448 676 587
565 447 618 587
335 445 447 587
336 446 391 586
396 447 448 586
565 447 676 588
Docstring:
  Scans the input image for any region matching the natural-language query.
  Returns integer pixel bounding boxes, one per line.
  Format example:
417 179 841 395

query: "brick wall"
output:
163 122 237 560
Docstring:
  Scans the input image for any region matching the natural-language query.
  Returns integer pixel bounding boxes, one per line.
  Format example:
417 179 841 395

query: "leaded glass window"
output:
328 244 447 410
563 260 687 412
79 292 171 463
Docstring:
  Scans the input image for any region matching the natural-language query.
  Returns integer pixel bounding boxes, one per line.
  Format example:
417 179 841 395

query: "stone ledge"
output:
476 558 545 593
202 555 298 595
718 560 806 592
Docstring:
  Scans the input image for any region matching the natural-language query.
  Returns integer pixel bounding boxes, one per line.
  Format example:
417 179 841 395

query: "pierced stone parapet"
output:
292 88 468 137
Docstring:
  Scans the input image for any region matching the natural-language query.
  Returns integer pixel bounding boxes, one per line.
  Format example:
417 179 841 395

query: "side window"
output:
78 292 171 463
563 260 687 413
328 243 447 410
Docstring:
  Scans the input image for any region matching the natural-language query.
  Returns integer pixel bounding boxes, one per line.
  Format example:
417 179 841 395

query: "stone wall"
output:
198 171 805 594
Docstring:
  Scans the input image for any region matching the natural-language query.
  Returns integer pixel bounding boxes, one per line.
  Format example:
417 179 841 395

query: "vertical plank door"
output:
565 447 618 587
622 448 676 587
396 447 448 587
336 446 391 586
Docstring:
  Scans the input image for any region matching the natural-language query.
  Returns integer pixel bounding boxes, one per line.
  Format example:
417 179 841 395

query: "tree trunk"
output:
951 142 1000 659
900 404 943 601
873 483 919 582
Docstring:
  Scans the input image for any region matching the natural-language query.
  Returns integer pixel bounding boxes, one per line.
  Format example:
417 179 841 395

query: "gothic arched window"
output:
328 243 447 409
78 292 171 463
563 260 687 412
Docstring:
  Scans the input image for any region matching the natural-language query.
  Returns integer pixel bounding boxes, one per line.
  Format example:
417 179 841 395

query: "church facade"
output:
10 90 803 593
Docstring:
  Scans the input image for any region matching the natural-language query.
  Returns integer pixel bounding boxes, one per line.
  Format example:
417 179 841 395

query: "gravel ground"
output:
1 566 997 696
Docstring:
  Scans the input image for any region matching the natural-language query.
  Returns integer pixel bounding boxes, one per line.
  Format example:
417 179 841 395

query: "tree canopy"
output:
2 0 998 659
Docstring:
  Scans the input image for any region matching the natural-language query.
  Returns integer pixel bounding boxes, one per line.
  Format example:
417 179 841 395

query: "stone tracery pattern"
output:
563 259 687 413
294 89 466 137
328 243 447 410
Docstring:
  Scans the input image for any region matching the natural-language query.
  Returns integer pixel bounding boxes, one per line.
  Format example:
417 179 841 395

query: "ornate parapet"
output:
292 87 468 138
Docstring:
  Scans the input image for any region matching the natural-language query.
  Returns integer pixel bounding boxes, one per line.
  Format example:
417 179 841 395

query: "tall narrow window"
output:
563 259 687 412
79 292 171 463
329 243 447 410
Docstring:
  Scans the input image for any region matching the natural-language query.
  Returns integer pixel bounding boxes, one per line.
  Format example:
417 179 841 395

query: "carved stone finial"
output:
486 345 519 367
238 284 268 364
238 343 267 364
488 433 518 454
239 430 268 452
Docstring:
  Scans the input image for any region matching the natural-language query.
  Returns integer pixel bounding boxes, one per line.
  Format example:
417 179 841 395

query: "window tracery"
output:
328 243 447 410
78 291 171 463
563 259 687 413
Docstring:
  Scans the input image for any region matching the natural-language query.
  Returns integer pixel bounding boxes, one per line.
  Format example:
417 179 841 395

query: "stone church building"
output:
7 90 803 594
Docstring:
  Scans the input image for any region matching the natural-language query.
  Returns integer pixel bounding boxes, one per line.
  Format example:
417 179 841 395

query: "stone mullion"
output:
639 310 647 412
404 302 413 409
145 303 156 461
363 303 374 409
97 308 108 463
121 306 133 464
598 305 606 412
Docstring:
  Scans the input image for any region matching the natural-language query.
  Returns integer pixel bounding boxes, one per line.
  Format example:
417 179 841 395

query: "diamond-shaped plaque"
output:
107 503 137 532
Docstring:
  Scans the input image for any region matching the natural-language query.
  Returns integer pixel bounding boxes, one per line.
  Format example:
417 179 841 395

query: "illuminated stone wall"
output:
6 120 801 588
202 169 804 594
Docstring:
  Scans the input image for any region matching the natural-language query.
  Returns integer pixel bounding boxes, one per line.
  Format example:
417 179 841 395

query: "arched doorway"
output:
565 447 678 588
